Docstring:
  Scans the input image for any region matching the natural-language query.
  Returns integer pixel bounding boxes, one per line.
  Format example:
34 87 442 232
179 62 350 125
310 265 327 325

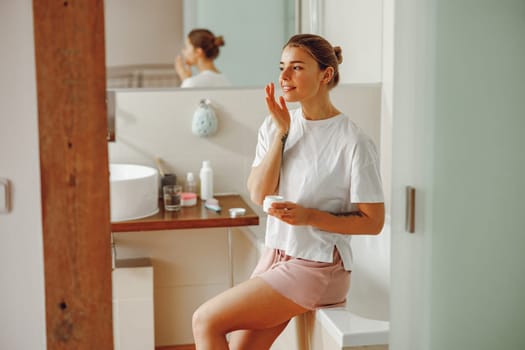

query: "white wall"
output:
380 1 393 221
0 1 46 349
323 0 383 84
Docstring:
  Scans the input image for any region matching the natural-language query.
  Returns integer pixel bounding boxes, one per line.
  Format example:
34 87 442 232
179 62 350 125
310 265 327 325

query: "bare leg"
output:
228 322 289 350
192 277 309 350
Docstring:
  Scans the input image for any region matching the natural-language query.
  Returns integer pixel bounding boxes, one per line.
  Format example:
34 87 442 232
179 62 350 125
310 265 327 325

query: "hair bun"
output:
333 46 343 64
214 35 225 47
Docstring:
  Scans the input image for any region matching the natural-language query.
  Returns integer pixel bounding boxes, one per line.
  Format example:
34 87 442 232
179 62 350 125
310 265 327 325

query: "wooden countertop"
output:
111 194 260 232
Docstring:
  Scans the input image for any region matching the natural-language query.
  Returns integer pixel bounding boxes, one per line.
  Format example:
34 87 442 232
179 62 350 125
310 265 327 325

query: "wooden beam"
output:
33 1 112 349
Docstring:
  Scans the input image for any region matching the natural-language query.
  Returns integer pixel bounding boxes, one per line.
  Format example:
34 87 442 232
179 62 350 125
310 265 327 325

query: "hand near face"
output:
265 82 290 136
268 201 310 226
175 55 192 80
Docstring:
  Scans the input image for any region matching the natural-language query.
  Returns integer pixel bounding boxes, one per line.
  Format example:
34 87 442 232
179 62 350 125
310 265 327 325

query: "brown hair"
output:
284 34 343 88
188 29 225 60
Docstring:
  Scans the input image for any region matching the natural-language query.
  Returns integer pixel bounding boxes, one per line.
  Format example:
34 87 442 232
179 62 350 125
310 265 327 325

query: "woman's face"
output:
182 38 198 66
279 46 326 102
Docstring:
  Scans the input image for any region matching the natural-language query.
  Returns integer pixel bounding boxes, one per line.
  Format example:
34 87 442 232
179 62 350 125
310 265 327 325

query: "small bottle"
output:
199 160 213 200
184 172 197 194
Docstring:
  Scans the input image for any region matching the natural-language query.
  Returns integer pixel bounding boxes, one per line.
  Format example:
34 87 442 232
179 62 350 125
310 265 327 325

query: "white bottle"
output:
185 172 197 194
199 160 213 200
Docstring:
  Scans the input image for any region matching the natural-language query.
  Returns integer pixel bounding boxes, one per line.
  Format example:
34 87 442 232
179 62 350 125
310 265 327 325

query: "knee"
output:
192 304 219 340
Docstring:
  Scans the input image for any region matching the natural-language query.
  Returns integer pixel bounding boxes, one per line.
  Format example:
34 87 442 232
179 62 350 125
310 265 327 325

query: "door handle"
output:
406 186 415 233
0 178 11 214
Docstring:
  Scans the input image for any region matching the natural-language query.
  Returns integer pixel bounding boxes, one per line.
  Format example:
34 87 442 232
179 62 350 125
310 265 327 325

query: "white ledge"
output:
317 308 389 347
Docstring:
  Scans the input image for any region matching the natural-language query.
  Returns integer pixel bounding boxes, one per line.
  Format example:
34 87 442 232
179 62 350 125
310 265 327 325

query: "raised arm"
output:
247 83 291 205
175 55 192 81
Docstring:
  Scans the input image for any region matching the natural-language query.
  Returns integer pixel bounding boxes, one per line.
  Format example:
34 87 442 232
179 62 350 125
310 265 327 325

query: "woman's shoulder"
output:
336 114 376 146
181 70 231 88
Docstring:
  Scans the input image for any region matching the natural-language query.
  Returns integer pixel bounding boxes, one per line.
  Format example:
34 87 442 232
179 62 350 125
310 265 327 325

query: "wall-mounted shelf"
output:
111 194 259 233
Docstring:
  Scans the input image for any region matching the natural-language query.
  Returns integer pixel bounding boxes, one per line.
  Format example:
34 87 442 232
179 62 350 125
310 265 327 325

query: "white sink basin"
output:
110 163 159 222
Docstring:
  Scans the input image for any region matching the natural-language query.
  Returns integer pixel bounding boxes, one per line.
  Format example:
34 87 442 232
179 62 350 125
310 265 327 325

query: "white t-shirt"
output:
180 70 231 88
252 108 384 270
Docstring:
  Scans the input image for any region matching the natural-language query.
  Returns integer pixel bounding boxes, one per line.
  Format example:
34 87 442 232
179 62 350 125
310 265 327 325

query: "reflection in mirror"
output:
104 0 183 89
104 0 297 89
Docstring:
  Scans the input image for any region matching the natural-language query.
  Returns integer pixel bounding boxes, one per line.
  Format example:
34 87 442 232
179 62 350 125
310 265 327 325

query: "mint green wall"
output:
432 1 525 349
193 0 295 87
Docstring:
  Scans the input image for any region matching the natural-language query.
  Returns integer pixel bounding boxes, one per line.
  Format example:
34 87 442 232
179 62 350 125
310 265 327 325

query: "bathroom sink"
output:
110 163 159 222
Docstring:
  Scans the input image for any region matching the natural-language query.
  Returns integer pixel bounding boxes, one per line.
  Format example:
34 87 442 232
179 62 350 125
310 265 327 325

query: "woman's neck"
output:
301 94 340 120
197 59 219 73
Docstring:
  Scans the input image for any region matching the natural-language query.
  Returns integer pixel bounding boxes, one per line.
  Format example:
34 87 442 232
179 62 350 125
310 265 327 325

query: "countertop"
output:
111 194 259 232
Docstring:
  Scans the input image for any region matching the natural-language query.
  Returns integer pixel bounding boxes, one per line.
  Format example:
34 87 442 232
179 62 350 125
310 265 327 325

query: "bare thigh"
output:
194 276 309 335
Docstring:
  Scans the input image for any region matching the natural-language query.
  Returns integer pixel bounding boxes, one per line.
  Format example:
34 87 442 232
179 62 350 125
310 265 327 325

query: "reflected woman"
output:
175 29 231 88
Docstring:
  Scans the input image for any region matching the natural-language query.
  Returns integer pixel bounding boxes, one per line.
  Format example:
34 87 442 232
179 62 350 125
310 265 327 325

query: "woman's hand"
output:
246 83 291 205
175 55 192 80
268 201 311 226
265 82 290 135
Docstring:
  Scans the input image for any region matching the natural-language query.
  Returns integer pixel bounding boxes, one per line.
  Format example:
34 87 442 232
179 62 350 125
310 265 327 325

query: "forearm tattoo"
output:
330 211 363 217
281 131 289 147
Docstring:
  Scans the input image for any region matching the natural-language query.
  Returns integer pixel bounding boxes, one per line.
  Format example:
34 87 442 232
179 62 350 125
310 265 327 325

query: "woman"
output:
175 28 231 88
192 34 384 350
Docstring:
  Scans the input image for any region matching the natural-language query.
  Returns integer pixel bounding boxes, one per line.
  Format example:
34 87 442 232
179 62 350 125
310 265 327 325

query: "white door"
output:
391 1 525 349
390 0 435 348
0 1 46 348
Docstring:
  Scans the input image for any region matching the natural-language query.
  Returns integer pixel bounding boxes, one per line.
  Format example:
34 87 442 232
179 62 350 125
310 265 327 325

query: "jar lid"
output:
229 208 246 218
181 192 197 200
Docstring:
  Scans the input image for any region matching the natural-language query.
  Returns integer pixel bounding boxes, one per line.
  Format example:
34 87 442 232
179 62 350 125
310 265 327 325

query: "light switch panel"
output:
0 178 11 213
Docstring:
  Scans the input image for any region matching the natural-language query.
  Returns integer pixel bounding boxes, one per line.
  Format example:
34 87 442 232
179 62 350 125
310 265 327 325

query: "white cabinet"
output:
113 227 260 345
113 258 155 350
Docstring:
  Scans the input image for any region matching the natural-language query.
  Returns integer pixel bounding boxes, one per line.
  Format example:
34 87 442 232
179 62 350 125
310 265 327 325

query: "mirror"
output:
104 0 298 89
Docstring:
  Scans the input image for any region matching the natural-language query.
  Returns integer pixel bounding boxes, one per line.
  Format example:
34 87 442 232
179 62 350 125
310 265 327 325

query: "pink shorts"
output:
250 248 351 310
